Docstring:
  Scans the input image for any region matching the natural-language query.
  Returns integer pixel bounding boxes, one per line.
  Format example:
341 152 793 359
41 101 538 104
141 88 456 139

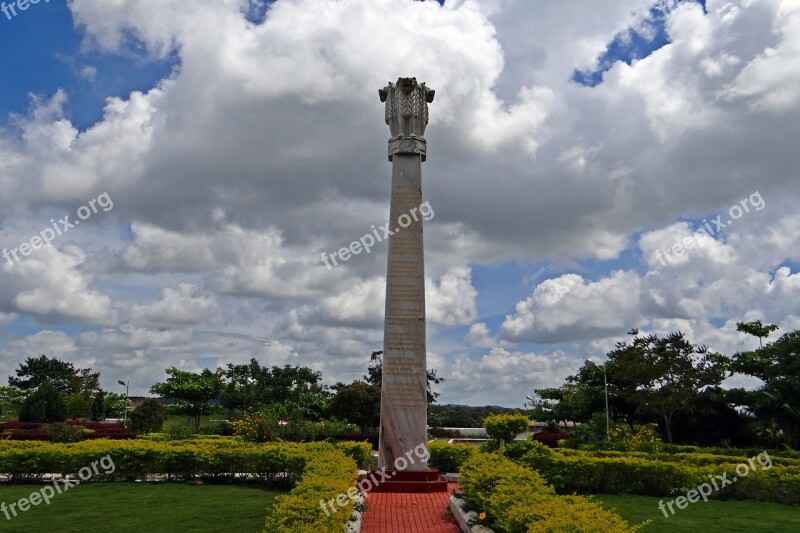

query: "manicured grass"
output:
0 482 280 532
596 494 800 532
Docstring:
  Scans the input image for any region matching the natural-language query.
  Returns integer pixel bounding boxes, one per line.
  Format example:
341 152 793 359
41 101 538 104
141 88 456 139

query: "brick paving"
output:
360 483 461 533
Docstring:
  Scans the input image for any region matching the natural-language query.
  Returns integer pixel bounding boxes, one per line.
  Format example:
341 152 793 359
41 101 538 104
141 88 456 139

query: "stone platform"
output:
368 468 449 493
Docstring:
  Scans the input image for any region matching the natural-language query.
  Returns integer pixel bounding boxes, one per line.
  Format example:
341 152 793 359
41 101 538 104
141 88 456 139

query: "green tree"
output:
328 381 381 432
103 392 128 418
64 393 93 419
219 359 325 414
19 382 67 423
0 386 29 420
364 350 445 405
736 320 779 348
607 331 728 443
9 355 77 392
530 383 602 428
91 391 106 421
150 368 222 432
729 328 800 449
69 368 101 396
128 399 167 434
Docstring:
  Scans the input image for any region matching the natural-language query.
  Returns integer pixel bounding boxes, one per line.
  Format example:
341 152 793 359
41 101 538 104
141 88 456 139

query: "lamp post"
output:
117 379 130 426
584 360 609 441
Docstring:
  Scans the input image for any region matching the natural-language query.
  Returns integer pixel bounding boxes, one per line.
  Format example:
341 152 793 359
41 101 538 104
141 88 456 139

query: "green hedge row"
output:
428 441 800 505
0 439 365 533
517 447 800 505
555 447 800 469
562 440 800 460
0 438 372 482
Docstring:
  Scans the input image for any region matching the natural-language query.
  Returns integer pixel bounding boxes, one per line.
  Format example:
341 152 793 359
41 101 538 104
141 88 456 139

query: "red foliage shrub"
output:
0 421 136 441
531 432 571 448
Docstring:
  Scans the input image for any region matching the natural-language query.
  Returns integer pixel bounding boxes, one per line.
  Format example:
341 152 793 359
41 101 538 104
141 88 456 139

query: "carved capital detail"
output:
379 77 435 142
388 136 427 162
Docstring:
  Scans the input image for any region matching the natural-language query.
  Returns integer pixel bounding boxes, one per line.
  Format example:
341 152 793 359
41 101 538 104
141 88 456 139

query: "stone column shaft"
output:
377 77 435 472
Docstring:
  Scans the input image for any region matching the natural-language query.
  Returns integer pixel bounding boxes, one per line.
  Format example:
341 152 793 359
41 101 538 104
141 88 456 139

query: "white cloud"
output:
0 0 799 406
502 270 643 343
426 267 478 326
2 245 114 325
130 283 220 326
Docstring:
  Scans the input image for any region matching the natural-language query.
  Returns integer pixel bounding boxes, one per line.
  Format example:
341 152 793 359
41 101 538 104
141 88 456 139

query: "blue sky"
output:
0 0 175 130
1 0 798 405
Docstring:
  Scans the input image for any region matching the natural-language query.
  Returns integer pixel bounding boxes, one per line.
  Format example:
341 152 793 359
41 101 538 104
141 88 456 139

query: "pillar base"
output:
366 469 449 493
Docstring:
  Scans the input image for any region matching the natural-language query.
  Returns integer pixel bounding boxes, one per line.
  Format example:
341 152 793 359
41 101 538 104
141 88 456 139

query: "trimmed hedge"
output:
459 452 643 532
0 438 373 482
555 448 800 469
561 440 800 460
515 448 800 505
429 442 800 505
263 450 359 533
0 439 364 532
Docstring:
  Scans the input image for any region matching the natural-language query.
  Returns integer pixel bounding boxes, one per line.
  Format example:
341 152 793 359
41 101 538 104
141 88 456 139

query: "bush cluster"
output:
232 409 360 443
530 432 571 448
459 452 643 532
428 441 476 472
483 413 530 443
128 399 166 435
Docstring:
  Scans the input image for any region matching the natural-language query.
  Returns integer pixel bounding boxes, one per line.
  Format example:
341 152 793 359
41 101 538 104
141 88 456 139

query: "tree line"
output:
2 350 445 434
531 321 799 449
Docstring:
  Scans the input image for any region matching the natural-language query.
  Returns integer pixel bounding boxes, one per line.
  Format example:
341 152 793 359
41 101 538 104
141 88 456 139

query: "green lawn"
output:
0 483 280 533
596 494 800 533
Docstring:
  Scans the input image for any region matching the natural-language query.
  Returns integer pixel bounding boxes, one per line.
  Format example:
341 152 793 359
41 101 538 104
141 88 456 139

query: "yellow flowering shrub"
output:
607 425 662 453
459 453 643 532
523 495 647 533
263 449 359 533
0 438 363 533
428 440 476 472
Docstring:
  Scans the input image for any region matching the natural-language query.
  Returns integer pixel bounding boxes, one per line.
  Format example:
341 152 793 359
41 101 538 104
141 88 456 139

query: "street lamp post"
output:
584 360 609 441
117 379 130 426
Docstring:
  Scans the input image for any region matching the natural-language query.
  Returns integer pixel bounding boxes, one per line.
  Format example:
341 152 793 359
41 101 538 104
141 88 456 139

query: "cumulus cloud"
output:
502 270 643 343
2 245 114 325
1 0 799 405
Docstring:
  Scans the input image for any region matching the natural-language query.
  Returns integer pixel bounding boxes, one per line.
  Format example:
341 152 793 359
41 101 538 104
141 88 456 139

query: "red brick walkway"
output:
360 484 461 533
